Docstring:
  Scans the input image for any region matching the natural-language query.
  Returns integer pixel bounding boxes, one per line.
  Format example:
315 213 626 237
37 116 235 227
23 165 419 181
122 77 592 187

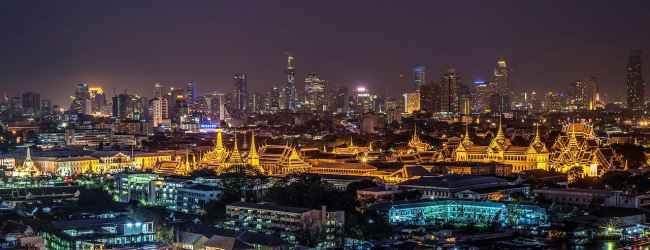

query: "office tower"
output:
439 67 460 114
384 97 402 123
151 97 169 127
403 92 420 114
418 82 434 112
490 58 512 113
585 77 604 110
304 73 327 111
269 85 281 112
332 86 348 114
88 87 106 115
21 92 40 116
70 83 90 114
626 49 645 116
473 80 493 113
352 86 376 114
112 93 144 120
186 81 197 101
569 80 587 111
232 73 248 112
413 65 426 90
153 83 168 98
284 54 297 111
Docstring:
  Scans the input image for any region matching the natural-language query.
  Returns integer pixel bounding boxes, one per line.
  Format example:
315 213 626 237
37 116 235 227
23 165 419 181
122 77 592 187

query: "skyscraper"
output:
232 73 248 111
21 92 40 116
569 80 587 111
284 54 297 111
490 58 512 113
304 73 327 111
626 49 645 117
403 92 420 114
186 81 197 101
439 68 460 114
413 65 426 90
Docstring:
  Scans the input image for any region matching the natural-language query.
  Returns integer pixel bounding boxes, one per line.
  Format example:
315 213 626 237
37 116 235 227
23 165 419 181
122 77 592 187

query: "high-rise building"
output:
21 92 40 116
403 92 420 114
439 68 461 115
304 73 327 111
332 86 348 114
284 54 297 111
186 81 197 101
473 80 493 113
568 80 587 111
626 49 645 117
352 86 376 114
544 92 563 113
88 87 106 115
490 58 512 113
70 83 91 114
232 73 248 112
413 65 426 90
418 82 438 113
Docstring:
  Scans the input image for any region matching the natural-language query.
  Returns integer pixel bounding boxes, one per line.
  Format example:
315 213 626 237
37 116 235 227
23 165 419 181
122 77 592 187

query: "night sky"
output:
1 0 650 106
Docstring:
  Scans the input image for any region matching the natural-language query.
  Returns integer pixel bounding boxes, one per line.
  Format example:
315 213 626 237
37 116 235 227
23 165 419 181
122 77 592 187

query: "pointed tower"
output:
568 124 579 148
228 131 244 165
15 147 39 177
461 122 473 146
247 131 260 167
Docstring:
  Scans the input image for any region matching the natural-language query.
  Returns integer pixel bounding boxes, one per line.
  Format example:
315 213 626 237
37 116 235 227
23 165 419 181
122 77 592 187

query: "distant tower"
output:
304 73 327 111
491 57 511 113
186 81 197 101
626 49 645 117
413 65 426 90
284 54 297 111
233 73 248 111
439 67 460 114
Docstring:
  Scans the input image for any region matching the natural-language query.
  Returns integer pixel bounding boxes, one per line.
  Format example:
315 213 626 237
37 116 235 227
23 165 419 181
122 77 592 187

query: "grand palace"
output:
4 121 616 182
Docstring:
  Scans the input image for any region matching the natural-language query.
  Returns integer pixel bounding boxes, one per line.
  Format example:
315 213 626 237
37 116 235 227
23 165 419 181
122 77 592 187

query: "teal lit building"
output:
385 200 548 228
41 214 156 250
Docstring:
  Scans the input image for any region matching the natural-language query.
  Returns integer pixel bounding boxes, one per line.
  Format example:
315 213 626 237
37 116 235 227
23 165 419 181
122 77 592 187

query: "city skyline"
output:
1 1 650 106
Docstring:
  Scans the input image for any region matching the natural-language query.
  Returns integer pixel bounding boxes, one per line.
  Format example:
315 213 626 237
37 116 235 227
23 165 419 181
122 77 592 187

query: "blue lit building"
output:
383 200 548 228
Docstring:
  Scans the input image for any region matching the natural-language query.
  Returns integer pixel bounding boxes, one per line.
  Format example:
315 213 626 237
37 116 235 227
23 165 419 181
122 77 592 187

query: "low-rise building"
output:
41 213 156 250
534 188 650 208
399 175 528 201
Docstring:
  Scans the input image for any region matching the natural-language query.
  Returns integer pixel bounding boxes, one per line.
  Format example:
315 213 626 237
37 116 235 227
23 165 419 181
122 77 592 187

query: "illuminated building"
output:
407 126 432 153
549 122 613 180
403 92 420 114
150 97 169 127
304 72 327 111
176 184 221 215
41 213 156 250
225 202 344 245
626 49 645 118
88 86 107 116
398 175 527 200
186 81 197 101
568 80 587 111
332 86 348 113
232 73 248 112
383 200 547 228
65 128 135 147
352 86 376 114
284 54 297 111
259 144 310 176
200 129 265 175
12 147 40 177
473 80 494 113
453 121 548 173
413 65 426 90
34 156 99 176
439 67 460 115
306 159 378 176
489 57 512 113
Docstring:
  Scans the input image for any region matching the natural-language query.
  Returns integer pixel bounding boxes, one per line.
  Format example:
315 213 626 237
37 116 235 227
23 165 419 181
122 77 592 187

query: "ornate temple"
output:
12 147 41 177
199 128 265 175
453 120 548 173
407 126 432 153
259 144 311 176
548 122 613 179
154 151 194 176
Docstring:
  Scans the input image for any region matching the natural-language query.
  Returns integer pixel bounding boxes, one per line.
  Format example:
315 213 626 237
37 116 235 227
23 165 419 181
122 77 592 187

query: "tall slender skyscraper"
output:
284 54 297 111
232 73 248 111
490 58 511 113
413 65 426 90
439 68 460 114
626 49 645 117
186 81 197 101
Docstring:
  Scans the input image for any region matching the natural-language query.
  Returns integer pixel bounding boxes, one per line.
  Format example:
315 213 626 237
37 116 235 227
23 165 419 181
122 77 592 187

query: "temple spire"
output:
215 128 224 150
495 115 505 140
462 122 472 146
248 131 260 167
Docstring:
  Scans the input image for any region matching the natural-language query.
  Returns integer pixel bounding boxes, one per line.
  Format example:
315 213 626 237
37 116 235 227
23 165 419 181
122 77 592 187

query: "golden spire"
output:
569 123 578 147
215 128 224 150
229 130 243 164
462 122 472 146
495 115 505 140
533 123 541 144
248 131 260 167
350 137 354 147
